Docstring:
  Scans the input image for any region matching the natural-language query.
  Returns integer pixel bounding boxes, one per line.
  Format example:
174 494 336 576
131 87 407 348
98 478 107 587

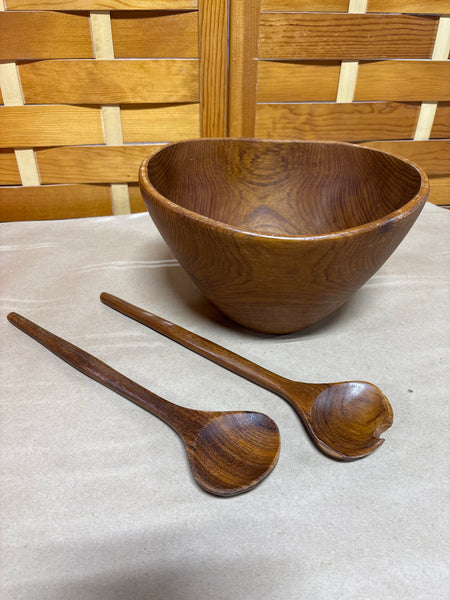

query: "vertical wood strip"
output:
0 61 40 186
228 0 261 137
199 0 228 137
414 16 450 141
335 0 367 103
90 10 130 214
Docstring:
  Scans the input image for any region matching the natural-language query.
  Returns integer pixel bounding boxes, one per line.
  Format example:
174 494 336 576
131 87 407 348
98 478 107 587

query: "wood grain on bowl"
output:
139 139 429 334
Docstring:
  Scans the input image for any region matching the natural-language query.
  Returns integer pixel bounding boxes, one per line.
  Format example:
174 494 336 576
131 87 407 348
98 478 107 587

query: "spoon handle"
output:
7 312 190 428
100 293 292 397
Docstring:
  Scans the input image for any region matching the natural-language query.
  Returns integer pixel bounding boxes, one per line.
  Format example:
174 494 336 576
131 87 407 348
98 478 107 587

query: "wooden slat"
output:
128 183 147 213
257 61 340 102
0 11 93 60
367 1 450 13
199 0 228 136
0 184 112 221
261 0 450 12
111 11 198 58
5 1 198 8
0 150 21 184
361 141 450 175
431 104 450 138
19 60 199 104
228 0 261 137
259 14 438 60
36 145 162 183
121 103 200 142
0 106 104 148
261 1 348 10
428 176 450 207
255 102 420 141
355 61 450 102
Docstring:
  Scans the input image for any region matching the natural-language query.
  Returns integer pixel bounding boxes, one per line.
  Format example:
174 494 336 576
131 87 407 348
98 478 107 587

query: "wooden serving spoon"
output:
100 293 394 461
7 312 280 497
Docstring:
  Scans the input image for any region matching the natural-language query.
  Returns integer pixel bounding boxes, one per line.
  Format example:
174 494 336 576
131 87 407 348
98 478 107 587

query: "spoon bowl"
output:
100 293 393 460
189 412 280 495
7 312 280 497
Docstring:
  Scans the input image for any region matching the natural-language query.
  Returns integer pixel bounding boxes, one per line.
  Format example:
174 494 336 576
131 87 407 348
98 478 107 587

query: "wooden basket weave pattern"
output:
0 0 448 220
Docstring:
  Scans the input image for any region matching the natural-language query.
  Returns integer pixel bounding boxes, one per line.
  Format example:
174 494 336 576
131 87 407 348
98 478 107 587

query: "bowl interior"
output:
146 139 423 236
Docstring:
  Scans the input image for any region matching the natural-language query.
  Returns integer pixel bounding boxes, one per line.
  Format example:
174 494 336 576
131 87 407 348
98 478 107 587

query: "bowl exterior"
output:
139 141 429 334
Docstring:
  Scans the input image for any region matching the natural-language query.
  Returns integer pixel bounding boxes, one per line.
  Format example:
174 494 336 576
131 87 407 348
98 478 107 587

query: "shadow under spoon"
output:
100 293 394 461
7 312 280 497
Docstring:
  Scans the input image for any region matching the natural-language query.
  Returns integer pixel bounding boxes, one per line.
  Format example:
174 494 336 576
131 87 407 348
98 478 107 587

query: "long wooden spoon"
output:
7 312 280 497
100 293 394 461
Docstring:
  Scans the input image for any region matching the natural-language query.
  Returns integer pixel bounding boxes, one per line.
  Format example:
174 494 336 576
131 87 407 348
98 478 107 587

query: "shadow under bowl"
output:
139 138 429 334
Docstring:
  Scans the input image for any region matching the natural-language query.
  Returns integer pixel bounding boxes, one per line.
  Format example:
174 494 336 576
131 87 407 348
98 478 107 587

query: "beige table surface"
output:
1 202 449 600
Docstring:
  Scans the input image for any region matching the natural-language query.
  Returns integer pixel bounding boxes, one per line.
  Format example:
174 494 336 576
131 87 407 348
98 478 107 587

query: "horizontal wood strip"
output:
0 150 21 184
128 183 146 213
255 102 420 142
121 103 200 142
0 184 112 221
428 176 450 206
261 1 348 10
36 145 163 183
355 61 450 102
0 106 104 148
361 140 450 175
19 60 199 104
367 1 450 13
431 104 450 138
258 14 438 60
0 11 93 60
5 1 198 8
111 11 199 58
261 0 450 12
257 61 340 102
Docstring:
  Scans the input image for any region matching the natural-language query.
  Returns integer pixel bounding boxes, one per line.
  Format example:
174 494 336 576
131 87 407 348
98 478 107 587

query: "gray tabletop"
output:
1 202 449 600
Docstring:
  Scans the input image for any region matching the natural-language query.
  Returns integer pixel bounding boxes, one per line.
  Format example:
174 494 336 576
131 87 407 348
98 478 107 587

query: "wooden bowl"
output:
139 139 429 334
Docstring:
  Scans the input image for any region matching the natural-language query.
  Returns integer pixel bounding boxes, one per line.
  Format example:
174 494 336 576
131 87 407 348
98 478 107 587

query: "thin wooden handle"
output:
7 312 187 428
100 293 289 396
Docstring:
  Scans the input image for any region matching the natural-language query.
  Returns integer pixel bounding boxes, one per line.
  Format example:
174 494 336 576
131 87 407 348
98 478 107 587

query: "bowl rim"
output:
139 138 430 241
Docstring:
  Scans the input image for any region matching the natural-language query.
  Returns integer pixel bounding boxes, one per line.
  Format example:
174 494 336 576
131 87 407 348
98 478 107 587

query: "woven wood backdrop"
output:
0 0 449 221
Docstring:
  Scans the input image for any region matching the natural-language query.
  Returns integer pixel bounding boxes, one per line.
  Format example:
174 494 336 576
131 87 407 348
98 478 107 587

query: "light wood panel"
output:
111 11 198 58
0 106 104 148
0 150 21 184
5 1 198 7
121 103 200 142
0 184 113 221
36 145 162 183
354 61 450 102
431 104 450 138
0 11 93 60
199 0 228 136
19 60 199 104
255 102 420 141
228 0 261 137
257 61 341 102
128 183 146 212
259 13 438 60
428 176 450 207
261 1 348 9
261 0 450 12
361 141 450 175
367 1 450 12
